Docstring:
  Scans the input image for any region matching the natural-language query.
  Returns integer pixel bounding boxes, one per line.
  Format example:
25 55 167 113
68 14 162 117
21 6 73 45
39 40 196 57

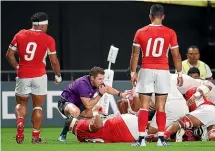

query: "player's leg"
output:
31 75 47 143
154 70 171 146
15 77 31 144
31 94 46 143
208 125 215 141
57 99 81 141
132 69 154 146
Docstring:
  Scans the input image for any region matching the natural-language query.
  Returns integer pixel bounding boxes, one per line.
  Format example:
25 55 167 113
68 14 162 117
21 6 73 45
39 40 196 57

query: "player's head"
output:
89 66 105 88
187 45 200 64
187 67 200 79
31 12 49 32
149 4 165 22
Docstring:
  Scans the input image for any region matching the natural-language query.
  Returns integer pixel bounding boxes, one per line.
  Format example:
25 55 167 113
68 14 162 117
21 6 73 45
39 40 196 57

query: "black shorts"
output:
58 98 70 116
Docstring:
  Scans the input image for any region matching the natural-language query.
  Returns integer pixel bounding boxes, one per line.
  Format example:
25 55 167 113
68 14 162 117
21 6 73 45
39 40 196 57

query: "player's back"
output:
135 25 178 70
14 29 54 78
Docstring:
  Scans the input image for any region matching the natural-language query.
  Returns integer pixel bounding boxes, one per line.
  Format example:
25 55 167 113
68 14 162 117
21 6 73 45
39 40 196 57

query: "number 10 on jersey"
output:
145 37 164 57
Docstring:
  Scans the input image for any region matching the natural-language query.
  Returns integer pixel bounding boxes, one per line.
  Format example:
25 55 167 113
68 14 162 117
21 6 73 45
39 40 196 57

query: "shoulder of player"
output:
43 33 55 42
162 26 176 34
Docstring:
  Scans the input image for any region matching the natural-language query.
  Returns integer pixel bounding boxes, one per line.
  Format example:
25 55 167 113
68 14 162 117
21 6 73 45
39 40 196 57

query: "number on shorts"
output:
24 42 37 61
145 37 164 57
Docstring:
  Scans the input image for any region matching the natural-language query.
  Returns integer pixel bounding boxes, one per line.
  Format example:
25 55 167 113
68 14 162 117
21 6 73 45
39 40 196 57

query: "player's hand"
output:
121 90 132 99
177 76 183 87
92 106 103 114
99 84 106 95
130 72 137 87
55 75 62 84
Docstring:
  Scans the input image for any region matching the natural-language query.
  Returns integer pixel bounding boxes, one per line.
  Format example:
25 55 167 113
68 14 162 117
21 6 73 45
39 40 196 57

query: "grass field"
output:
1 128 215 151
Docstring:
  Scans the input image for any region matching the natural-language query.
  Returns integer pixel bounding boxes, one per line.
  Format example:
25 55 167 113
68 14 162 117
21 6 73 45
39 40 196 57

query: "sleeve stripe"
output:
133 43 141 47
9 45 17 51
170 45 179 49
48 51 56 55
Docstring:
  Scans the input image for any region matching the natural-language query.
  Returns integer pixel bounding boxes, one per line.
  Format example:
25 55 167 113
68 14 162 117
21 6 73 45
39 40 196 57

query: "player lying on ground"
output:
164 84 215 141
130 4 183 147
57 66 131 142
65 109 139 143
6 12 62 144
183 67 215 141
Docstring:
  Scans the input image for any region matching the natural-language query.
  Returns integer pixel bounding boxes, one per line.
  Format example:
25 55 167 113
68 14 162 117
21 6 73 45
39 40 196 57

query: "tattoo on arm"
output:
130 45 140 72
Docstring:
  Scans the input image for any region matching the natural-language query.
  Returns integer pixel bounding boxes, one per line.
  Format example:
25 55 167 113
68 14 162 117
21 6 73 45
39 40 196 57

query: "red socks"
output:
138 109 148 136
156 111 166 136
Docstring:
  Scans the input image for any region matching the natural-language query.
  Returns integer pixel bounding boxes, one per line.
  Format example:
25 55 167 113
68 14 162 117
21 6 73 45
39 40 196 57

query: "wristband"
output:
55 75 62 83
130 72 135 78
177 71 182 77
98 92 103 97
117 91 122 97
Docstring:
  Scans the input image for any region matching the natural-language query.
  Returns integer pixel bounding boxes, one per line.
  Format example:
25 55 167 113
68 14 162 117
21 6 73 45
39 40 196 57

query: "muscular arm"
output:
49 54 61 76
105 85 121 96
171 47 182 73
81 95 102 109
89 115 103 132
5 48 19 69
130 45 141 73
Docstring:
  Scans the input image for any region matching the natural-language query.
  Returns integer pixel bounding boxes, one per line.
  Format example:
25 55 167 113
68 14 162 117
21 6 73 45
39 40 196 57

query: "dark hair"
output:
89 66 105 77
150 4 164 17
31 12 49 23
126 65 141 78
187 45 199 53
187 67 200 76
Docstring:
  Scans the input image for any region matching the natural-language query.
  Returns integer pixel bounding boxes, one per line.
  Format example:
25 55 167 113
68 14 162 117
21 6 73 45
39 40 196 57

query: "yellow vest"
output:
182 59 207 79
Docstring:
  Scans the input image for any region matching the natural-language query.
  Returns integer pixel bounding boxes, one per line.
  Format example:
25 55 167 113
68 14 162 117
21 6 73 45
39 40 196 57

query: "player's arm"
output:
171 47 182 74
81 95 102 109
170 30 182 76
104 85 131 98
130 30 141 76
6 48 19 70
6 33 19 69
130 44 141 75
47 36 62 82
193 85 212 99
89 115 103 132
49 54 61 76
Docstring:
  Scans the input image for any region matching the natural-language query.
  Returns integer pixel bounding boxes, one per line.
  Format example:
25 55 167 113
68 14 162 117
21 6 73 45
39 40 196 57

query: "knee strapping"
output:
33 107 42 111
178 116 193 129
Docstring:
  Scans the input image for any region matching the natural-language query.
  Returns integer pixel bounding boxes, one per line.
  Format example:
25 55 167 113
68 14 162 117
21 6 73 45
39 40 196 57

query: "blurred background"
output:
1 0 215 127
1 0 215 81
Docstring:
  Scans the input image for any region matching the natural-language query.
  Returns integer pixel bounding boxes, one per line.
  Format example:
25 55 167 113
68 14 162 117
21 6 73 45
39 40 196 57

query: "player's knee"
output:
208 129 215 141
69 108 80 118
178 116 193 129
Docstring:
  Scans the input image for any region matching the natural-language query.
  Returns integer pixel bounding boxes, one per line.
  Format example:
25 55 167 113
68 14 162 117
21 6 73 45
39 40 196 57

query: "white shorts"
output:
15 74 47 96
136 68 171 94
189 104 215 127
150 98 189 129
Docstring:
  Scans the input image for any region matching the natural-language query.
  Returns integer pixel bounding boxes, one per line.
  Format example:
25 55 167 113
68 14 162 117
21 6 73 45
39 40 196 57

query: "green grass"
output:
1 128 215 151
